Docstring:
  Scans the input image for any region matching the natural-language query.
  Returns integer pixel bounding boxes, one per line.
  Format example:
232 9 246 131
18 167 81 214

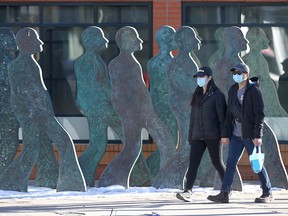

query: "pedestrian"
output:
176 66 226 202
207 62 273 203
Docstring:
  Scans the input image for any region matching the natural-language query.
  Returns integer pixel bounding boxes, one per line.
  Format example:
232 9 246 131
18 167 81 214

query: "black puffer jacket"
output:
221 77 265 139
188 80 227 142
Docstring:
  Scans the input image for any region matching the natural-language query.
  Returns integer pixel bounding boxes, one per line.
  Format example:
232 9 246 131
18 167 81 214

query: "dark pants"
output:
221 135 271 194
185 139 225 190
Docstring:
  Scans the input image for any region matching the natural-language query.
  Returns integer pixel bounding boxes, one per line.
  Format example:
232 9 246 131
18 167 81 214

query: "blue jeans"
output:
221 135 272 194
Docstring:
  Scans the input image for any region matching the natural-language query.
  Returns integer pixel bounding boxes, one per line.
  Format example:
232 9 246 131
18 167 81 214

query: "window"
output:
183 2 288 142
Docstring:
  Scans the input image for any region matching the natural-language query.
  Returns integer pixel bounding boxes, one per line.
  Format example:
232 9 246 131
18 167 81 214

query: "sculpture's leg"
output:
130 152 152 187
146 105 179 181
35 131 59 189
79 120 108 187
43 117 86 192
263 122 288 189
98 124 142 188
145 149 160 182
0 117 19 175
153 113 189 189
0 124 40 192
145 113 176 170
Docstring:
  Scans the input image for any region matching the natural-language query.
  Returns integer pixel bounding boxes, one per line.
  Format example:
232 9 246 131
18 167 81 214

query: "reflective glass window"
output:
241 6 288 24
0 5 39 23
43 6 94 23
185 6 238 24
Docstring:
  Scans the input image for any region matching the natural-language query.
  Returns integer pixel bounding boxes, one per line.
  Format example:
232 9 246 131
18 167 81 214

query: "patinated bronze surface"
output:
74 26 124 187
213 26 247 191
0 28 20 175
208 27 225 72
243 27 287 117
243 27 288 189
153 26 201 189
98 26 175 188
146 25 178 181
0 27 86 192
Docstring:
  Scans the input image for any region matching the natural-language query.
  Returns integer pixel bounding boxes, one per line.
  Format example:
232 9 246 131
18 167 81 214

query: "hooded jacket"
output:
221 77 265 139
188 80 227 142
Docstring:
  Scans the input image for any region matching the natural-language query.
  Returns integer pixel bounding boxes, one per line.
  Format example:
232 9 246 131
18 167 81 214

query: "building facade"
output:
1 0 288 180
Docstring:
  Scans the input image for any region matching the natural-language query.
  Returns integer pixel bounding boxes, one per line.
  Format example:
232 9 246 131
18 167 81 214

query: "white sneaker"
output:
176 190 192 202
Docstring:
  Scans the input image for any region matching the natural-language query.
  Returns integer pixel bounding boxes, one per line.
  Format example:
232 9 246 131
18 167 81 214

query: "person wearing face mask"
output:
207 63 273 203
176 66 227 202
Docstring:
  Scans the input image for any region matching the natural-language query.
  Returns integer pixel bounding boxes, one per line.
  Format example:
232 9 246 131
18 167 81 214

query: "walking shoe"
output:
255 193 274 203
207 191 229 203
176 190 192 202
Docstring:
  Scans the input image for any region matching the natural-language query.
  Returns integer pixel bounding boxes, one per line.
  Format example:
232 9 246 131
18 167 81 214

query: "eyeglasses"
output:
231 70 247 75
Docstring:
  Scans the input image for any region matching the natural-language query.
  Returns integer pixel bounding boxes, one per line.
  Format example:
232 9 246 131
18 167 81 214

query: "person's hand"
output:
253 138 262 146
221 138 229 145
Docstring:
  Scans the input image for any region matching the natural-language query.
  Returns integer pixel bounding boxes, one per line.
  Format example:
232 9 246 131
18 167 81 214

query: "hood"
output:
249 77 259 87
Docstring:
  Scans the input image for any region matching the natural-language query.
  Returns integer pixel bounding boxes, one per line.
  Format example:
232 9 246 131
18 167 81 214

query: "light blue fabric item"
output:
249 146 265 173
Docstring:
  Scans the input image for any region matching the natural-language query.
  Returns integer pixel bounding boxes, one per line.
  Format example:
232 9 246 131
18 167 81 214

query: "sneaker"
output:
176 190 192 202
255 193 274 203
207 191 230 203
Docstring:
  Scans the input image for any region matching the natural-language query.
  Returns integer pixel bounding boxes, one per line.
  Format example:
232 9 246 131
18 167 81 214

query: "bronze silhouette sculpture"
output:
98 26 175 188
153 26 201 189
74 26 125 187
0 27 86 192
213 26 249 191
0 28 20 175
243 27 288 189
146 25 178 180
243 27 287 117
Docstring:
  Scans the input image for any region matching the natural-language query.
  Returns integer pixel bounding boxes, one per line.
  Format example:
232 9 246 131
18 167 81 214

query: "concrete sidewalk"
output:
0 183 287 216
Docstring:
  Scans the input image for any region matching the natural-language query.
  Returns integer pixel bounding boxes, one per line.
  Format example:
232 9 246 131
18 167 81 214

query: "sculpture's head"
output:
175 26 201 52
223 26 248 53
115 26 143 53
16 27 43 54
156 25 177 52
246 27 269 50
81 26 109 52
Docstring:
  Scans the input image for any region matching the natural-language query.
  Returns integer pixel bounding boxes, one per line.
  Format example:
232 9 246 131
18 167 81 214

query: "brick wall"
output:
15 142 288 181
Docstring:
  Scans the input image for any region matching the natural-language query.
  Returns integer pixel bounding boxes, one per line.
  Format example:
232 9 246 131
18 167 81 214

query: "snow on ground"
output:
0 181 284 200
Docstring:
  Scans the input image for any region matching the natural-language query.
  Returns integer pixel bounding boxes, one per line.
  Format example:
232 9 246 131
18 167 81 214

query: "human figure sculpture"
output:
213 26 249 191
243 27 287 117
243 27 288 189
208 27 226 72
153 26 201 189
74 26 125 187
146 25 178 180
214 26 248 98
0 27 86 192
98 26 176 188
0 28 20 175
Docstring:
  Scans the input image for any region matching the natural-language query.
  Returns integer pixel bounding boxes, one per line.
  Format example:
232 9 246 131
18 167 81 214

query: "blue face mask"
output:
233 74 244 83
197 77 208 87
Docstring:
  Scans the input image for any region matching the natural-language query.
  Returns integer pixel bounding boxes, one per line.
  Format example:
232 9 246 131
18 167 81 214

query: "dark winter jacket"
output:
221 77 265 139
188 80 227 142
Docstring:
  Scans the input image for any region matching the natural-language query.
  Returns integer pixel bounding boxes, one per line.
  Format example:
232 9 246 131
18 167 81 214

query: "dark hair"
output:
191 78 215 106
